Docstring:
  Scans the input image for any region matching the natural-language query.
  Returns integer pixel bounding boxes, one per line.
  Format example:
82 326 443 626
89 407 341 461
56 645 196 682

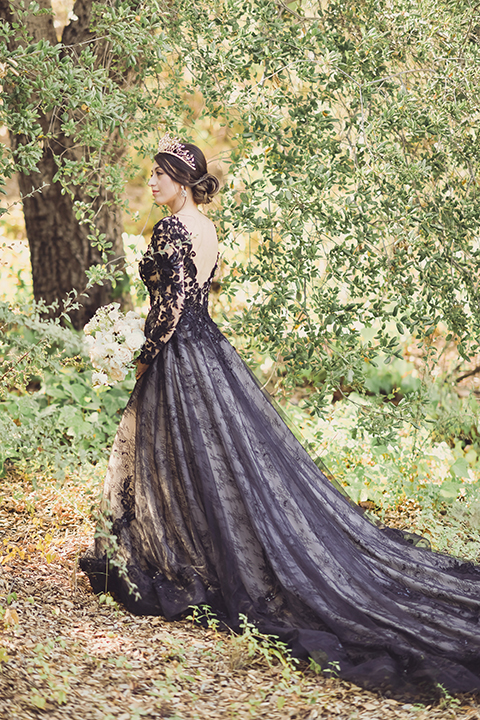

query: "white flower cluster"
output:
84 303 145 386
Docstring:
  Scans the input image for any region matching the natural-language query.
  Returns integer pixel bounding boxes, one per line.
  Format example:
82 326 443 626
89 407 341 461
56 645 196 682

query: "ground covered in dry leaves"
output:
1 470 480 720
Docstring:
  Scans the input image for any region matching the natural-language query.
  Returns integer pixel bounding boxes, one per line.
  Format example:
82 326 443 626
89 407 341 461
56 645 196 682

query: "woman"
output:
81 135 480 697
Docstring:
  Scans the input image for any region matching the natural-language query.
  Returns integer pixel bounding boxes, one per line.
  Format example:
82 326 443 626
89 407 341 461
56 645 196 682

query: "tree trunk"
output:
1 0 128 329
16 144 125 328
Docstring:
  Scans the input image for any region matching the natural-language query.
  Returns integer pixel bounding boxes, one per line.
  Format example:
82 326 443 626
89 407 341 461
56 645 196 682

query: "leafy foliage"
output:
280 387 480 561
0 321 135 479
1 0 192 227
0 298 81 390
0 366 135 480
188 0 480 428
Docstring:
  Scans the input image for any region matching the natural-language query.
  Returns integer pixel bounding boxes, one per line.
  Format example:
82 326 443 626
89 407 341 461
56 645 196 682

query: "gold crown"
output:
157 133 196 170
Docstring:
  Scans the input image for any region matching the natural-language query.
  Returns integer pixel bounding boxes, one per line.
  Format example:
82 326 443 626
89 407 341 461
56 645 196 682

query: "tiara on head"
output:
157 133 196 171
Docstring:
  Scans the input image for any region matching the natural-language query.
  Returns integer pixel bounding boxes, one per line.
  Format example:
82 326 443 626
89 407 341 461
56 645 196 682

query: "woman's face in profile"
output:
148 162 179 206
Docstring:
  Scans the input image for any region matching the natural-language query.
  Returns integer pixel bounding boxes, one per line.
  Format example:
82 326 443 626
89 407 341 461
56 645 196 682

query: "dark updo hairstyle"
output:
154 143 220 205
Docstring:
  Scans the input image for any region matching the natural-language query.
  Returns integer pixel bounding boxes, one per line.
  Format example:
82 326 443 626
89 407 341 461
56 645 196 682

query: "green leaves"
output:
2 0 480 438
177 0 480 432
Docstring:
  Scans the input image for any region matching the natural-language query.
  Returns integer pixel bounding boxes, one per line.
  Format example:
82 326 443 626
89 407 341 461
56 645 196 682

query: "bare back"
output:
173 211 218 286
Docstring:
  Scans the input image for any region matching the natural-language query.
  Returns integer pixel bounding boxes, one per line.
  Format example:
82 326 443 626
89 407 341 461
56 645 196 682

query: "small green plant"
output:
323 659 341 678
437 683 461 709
97 593 120 611
186 604 221 633
308 657 323 674
187 605 299 672
92 506 141 601
229 614 299 672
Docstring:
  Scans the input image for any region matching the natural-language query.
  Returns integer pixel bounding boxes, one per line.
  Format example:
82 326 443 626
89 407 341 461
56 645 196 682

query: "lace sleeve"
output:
138 221 185 365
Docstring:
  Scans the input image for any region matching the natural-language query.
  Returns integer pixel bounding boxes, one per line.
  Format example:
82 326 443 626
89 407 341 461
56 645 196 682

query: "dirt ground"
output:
1 473 480 720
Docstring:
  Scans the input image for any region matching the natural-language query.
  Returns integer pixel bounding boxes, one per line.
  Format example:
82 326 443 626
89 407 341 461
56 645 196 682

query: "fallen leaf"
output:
4 607 20 626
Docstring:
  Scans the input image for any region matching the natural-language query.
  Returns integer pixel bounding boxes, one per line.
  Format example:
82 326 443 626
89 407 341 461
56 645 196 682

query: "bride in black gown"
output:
81 134 480 697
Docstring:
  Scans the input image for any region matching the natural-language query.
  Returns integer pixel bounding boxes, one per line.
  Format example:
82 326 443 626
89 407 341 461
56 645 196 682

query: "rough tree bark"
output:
1 0 128 329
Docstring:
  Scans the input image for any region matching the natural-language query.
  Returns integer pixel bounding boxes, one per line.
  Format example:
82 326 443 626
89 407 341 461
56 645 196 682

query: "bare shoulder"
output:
176 211 217 249
193 211 216 232
198 214 218 245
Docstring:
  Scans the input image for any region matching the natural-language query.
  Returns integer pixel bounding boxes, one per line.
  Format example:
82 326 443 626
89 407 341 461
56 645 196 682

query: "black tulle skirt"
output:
80 306 480 697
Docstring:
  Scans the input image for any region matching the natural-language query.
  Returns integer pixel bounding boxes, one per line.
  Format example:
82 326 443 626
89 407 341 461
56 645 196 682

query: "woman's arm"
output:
136 224 185 376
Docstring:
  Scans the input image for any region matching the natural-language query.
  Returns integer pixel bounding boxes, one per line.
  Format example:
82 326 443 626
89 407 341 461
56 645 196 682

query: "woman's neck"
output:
167 194 198 216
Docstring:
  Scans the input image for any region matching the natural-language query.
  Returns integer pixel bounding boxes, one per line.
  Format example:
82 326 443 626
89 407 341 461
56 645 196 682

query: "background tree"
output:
0 0 188 327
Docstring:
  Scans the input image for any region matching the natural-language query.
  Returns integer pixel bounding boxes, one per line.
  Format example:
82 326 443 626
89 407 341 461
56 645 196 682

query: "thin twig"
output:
456 365 480 383
0 348 33 384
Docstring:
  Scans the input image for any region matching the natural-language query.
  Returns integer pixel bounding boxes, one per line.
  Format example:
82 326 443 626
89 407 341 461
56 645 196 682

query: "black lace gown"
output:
81 215 480 696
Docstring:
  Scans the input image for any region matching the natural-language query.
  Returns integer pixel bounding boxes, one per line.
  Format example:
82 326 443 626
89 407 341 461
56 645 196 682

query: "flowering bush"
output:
83 304 145 386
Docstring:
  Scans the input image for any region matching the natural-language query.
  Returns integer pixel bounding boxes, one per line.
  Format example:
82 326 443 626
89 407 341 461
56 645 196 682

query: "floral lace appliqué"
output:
138 216 217 365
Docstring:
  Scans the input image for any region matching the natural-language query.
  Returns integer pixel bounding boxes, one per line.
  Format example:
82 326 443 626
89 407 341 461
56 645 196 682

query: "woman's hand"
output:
136 361 150 380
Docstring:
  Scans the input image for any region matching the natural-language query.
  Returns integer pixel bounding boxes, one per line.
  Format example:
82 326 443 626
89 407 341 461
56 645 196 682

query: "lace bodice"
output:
138 215 217 365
